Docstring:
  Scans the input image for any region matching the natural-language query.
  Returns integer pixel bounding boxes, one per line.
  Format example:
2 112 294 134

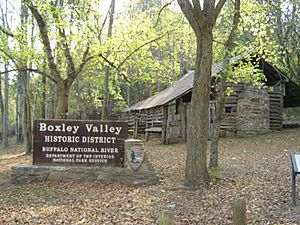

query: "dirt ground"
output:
1 128 300 224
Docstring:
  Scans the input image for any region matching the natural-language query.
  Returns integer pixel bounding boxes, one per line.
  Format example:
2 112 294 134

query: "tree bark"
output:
41 64 46 118
21 71 32 153
185 34 212 188
177 0 226 189
16 74 24 143
19 0 32 153
209 0 240 169
0 66 4 143
101 0 115 120
1 0 10 148
209 76 226 168
55 86 70 119
2 62 9 148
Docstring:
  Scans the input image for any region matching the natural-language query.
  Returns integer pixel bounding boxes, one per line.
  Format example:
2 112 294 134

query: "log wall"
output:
268 90 283 130
124 82 285 142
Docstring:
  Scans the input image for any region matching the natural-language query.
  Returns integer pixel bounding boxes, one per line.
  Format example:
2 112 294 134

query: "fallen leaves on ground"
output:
0 128 300 224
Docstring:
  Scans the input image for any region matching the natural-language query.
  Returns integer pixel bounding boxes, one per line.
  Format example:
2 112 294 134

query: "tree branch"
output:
98 1 111 41
192 0 202 15
214 0 227 25
154 0 175 27
0 25 15 38
98 53 131 83
76 46 90 76
177 0 201 34
0 64 57 84
50 1 76 81
213 39 226 45
26 0 62 85
117 32 169 70
0 48 20 68
83 52 130 83
84 31 171 84
193 0 211 31
1 67 37 75
224 0 240 52
0 46 58 83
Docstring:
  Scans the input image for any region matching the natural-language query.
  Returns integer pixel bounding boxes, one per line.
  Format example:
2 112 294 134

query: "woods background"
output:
0 0 300 151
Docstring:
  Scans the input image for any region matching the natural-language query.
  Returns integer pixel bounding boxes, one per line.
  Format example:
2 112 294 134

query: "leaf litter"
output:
0 128 300 224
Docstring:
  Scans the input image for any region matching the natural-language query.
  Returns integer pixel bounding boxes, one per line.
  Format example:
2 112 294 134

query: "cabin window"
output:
182 92 192 103
176 99 180 114
225 106 233 113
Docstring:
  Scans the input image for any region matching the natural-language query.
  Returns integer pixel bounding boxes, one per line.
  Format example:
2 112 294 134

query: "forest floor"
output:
1 127 300 224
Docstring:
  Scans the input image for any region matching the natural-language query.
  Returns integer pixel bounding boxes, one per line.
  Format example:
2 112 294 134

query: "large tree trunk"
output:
178 0 227 189
185 34 212 188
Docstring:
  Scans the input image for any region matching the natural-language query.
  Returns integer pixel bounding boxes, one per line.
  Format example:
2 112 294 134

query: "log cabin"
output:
123 56 300 144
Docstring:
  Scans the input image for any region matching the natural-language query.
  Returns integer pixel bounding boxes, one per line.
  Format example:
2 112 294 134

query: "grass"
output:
208 167 222 182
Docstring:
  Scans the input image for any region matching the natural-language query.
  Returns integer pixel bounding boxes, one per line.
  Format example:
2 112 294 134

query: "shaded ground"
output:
1 128 300 224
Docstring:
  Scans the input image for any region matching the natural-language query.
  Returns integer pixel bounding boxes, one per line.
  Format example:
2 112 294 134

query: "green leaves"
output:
227 61 265 87
3 0 293 117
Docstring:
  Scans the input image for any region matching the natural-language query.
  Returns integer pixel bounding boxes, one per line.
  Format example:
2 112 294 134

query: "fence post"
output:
159 212 175 225
232 198 246 225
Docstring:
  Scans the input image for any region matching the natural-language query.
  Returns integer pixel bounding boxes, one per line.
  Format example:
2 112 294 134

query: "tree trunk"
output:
179 39 185 77
185 34 212 188
101 66 110 120
46 81 57 119
55 87 70 119
0 67 4 143
209 0 240 169
41 64 46 118
1 0 10 148
209 77 226 168
23 96 32 153
177 0 227 189
4 62 9 145
2 62 9 148
20 70 33 154
101 0 115 120
26 1 88 120
16 74 24 143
